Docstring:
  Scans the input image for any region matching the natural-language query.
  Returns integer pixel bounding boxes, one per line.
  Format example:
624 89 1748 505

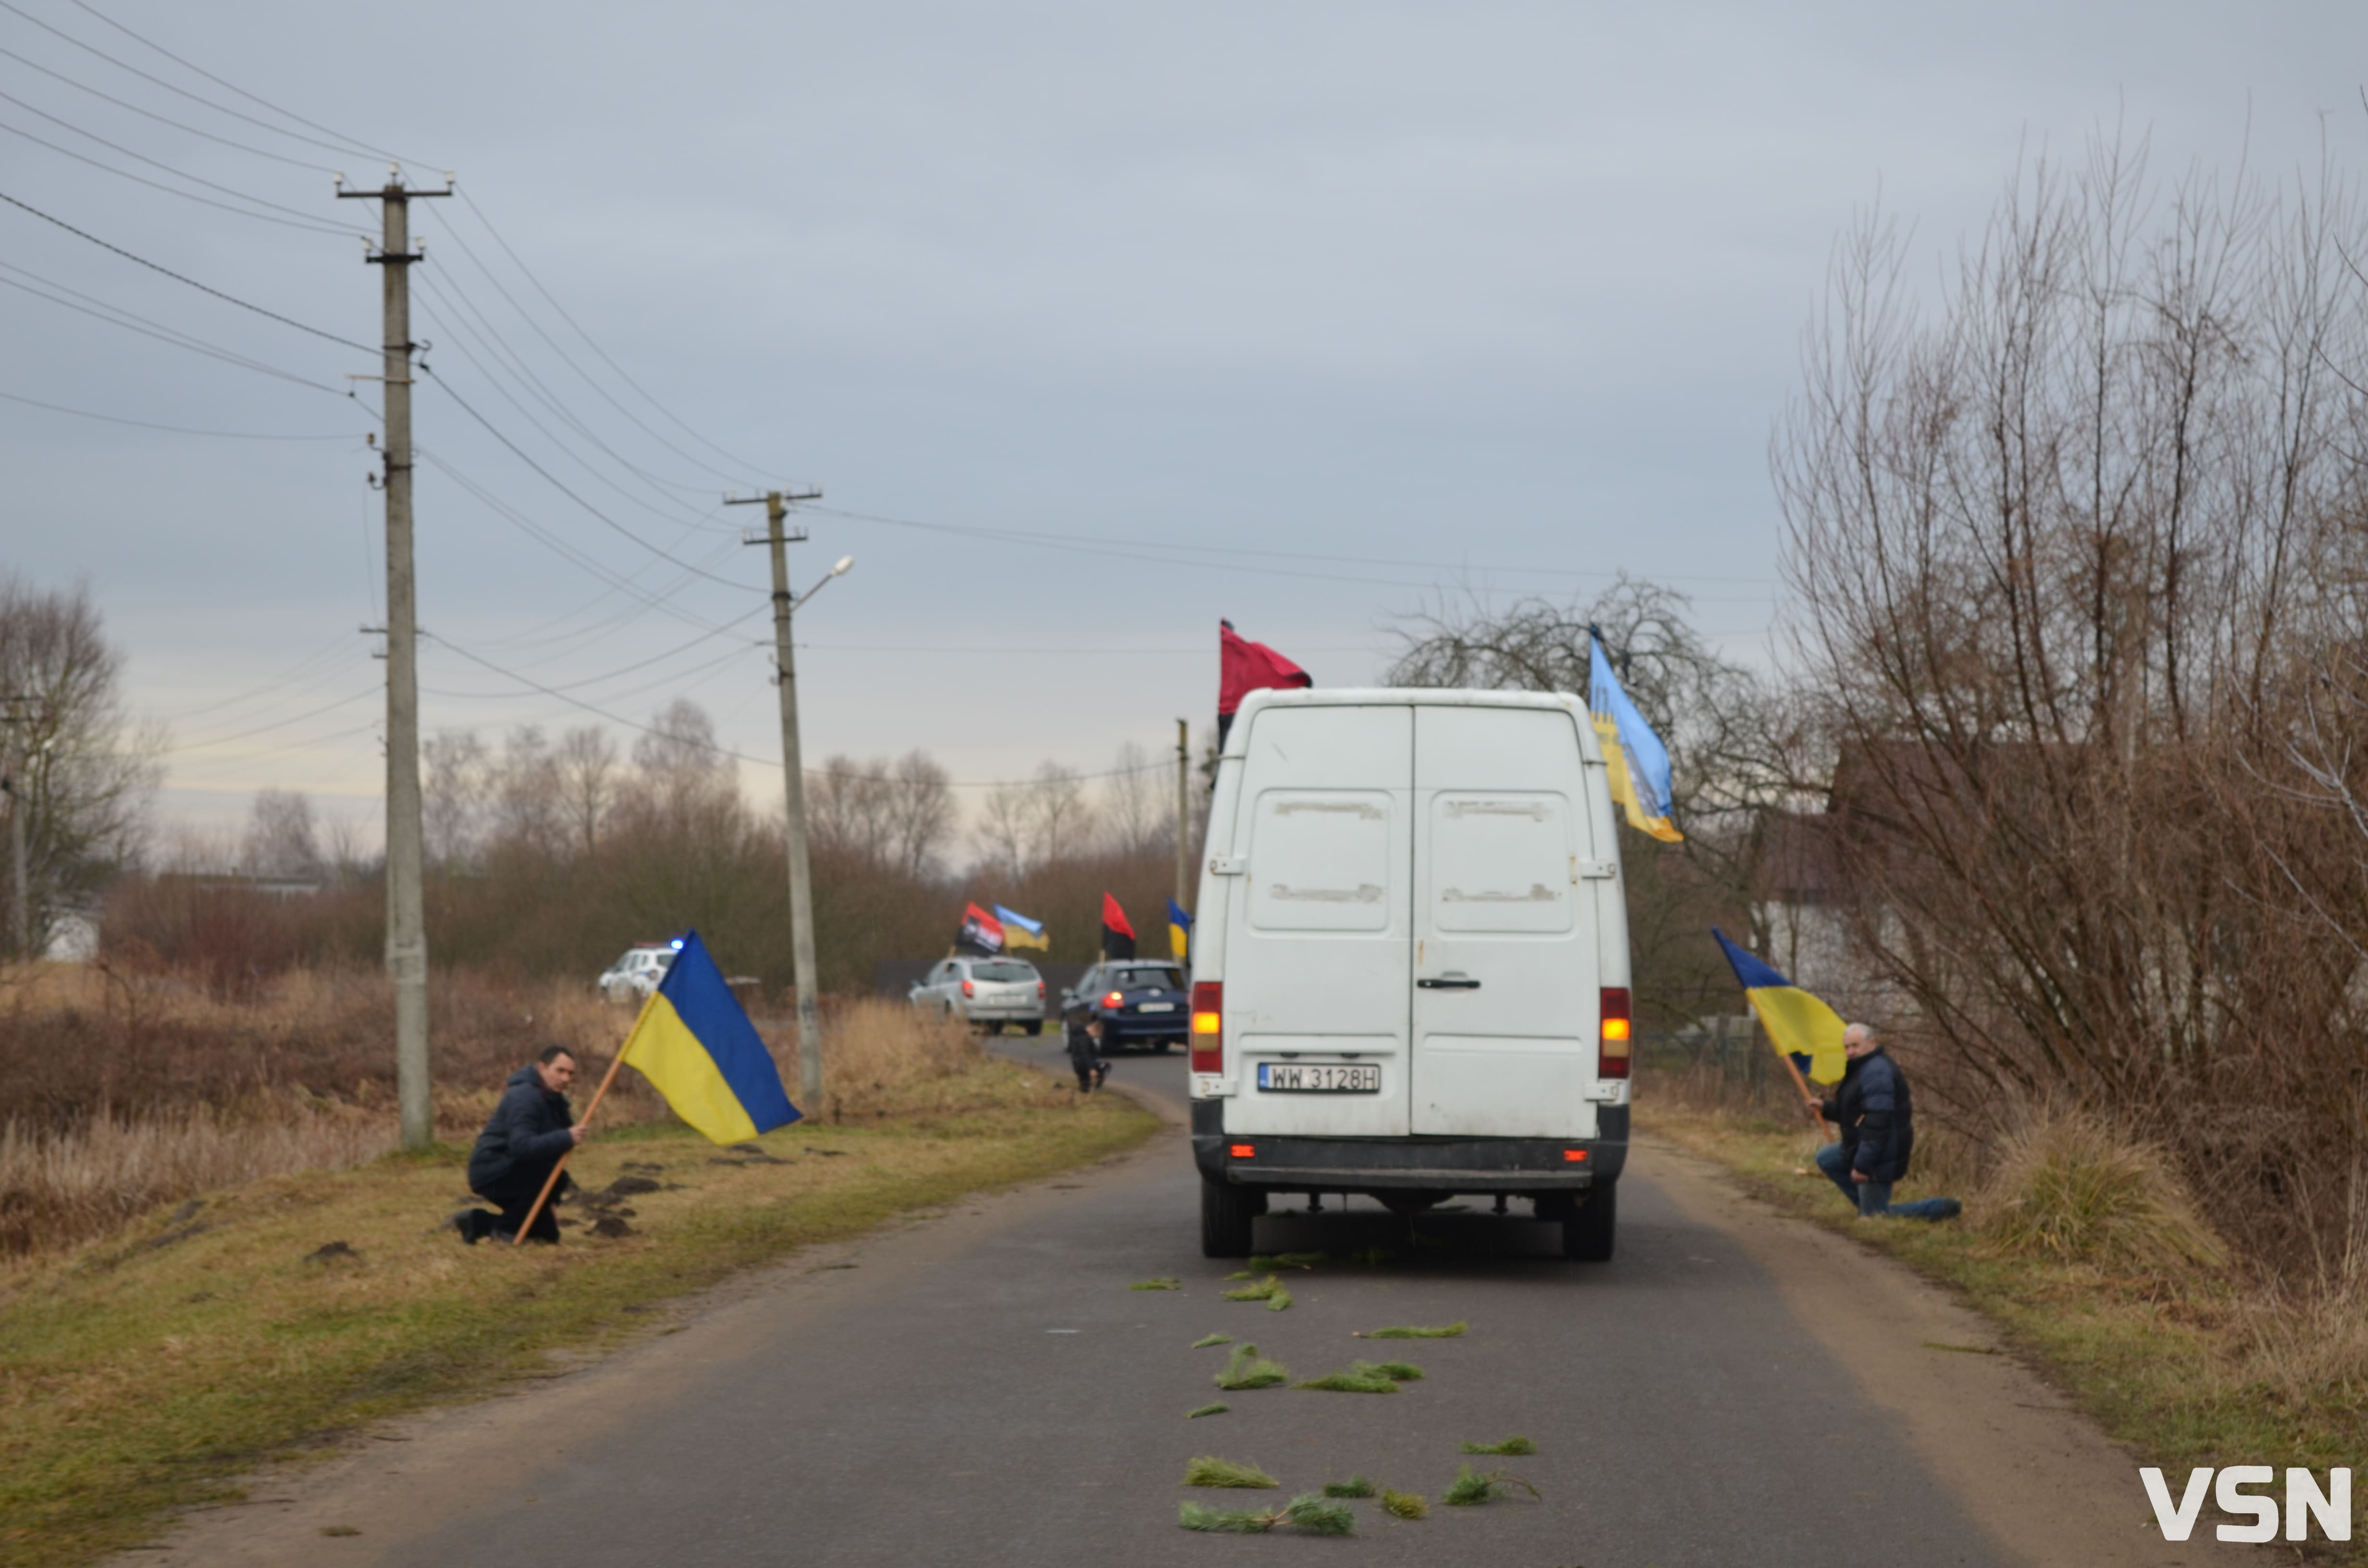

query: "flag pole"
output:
1770 1041 1832 1140
510 988 655 1246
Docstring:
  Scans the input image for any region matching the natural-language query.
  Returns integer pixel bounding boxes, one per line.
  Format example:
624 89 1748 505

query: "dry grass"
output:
1979 1107 2227 1272
0 970 996 1260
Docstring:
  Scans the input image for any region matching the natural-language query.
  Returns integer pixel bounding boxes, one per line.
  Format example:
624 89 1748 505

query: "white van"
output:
1186 688 1631 1260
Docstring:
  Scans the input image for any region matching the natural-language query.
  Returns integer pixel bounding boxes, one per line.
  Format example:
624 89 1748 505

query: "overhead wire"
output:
0 40 338 171
0 386 365 438
0 85 363 234
0 187 374 350
0 258 356 393
0 112 356 235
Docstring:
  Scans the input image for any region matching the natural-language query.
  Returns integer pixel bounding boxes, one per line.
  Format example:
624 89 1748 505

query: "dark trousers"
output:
466 1171 565 1243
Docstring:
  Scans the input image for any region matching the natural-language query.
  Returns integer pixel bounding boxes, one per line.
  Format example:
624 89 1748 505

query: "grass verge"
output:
0 1057 1155 1568
1640 1105 2366 1551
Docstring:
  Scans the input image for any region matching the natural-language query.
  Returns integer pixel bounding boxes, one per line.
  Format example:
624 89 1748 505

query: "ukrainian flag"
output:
1588 629 1683 843
1712 927 1846 1086
1168 897 1193 964
620 931 800 1144
993 904 1049 952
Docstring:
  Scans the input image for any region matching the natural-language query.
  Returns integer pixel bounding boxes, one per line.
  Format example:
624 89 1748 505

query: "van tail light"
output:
961 979 975 998
1190 980 1223 1072
1598 986 1631 1079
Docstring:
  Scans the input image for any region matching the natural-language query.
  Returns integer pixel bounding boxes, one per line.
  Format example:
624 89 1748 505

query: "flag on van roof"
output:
956 902 1005 956
1588 628 1683 843
1712 927 1846 1086
994 903 1048 951
1101 893 1137 960
1218 620 1311 747
619 930 800 1144
1167 897 1193 964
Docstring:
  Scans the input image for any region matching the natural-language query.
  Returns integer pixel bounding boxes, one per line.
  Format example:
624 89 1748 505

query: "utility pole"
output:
1 698 39 961
341 168 450 1151
1175 718 1190 921
730 488 827 1110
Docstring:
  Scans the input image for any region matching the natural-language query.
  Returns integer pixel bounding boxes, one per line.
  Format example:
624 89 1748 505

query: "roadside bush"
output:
1981 1109 2226 1273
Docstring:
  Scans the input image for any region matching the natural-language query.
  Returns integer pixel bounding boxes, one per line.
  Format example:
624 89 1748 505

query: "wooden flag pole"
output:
510 991 654 1246
1772 1045 1833 1141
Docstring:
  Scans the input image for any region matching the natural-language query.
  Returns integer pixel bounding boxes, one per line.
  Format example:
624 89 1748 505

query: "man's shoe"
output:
448 1210 483 1245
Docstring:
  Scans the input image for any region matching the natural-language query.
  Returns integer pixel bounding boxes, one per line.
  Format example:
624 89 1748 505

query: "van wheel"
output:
1201 1178 1258 1258
1562 1184 1616 1262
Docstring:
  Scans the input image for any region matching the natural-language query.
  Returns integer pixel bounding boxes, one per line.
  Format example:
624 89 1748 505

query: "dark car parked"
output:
1061 961 1190 1053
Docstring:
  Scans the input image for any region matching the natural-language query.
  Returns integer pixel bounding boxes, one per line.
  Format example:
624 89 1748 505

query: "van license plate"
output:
1258 1064 1381 1093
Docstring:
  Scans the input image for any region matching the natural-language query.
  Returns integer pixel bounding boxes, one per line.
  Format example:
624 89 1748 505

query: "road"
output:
141 1039 2220 1568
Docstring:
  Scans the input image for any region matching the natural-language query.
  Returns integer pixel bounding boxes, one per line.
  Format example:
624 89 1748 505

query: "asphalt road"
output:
344 1038 2022 1568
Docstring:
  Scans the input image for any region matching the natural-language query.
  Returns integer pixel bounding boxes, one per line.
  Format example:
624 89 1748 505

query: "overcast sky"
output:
4 0 2362 849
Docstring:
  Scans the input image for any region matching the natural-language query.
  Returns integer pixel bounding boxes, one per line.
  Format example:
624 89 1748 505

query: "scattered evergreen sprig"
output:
1295 1359 1415 1394
1214 1343 1289 1390
1380 1488 1428 1520
1321 1476 1377 1498
1186 1403 1229 1419
1130 1276 1181 1291
1222 1274 1283 1301
1357 1322 1467 1339
1443 1464 1541 1506
1183 1455 1279 1489
1461 1435 1536 1456
1245 1251 1326 1271
1191 1333 1234 1349
1179 1494 1354 1536
1266 1284 1294 1312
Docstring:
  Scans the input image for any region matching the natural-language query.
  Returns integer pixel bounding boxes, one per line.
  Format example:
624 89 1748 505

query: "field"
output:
0 970 1160 1567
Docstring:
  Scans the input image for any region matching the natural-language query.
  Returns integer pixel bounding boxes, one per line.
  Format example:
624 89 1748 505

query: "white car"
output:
598 943 677 1004
909 956 1045 1033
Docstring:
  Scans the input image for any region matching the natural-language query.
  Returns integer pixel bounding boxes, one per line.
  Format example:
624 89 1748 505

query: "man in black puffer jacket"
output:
1813 1024 1960 1222
454 1044 589 1244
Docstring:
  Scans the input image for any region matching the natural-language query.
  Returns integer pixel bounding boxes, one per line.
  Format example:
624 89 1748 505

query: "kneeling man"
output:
454 1044 589 1244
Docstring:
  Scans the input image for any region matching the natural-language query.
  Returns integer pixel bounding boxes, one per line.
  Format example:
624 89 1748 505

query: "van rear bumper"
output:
1189 1102 1628 1192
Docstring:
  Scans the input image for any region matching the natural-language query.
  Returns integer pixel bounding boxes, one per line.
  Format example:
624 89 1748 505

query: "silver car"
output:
910 956 1045 1033
598 943 675 1004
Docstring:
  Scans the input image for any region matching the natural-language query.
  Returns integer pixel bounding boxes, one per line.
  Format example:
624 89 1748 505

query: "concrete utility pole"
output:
729 488 831 1110
341 169 450 1151
1175 718 1190 927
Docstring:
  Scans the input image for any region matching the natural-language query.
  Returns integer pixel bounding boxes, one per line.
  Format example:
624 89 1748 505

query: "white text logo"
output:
2140 1468 2352 1543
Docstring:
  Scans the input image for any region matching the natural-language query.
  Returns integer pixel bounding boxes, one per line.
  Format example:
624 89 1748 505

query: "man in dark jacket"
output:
1813 1025 1960 1221
453 1044 588 1244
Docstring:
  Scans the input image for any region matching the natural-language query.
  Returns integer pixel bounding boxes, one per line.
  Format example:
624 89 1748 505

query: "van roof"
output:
1221 686 1601 761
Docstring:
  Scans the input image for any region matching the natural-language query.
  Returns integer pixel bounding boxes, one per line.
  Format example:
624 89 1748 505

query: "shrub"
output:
1982 1109 2227 1271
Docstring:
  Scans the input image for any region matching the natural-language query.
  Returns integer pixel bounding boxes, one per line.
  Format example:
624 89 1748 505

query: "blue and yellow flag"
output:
993 904 1049 951
620 931 800 1144
1712 927 1846 1086
1588 630 1682 843
1168 898 1193 964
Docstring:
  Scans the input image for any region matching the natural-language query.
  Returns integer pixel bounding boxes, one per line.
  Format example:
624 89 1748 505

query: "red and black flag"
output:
1100 893 1137 960
956 902 1006 956
1218 619 1311 748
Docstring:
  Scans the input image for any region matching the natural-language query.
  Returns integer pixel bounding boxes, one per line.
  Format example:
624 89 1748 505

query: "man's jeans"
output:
1813 1142 1961 1221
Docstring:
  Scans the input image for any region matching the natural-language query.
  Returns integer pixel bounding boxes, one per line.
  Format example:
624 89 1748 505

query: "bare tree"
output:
0 575 160 948
1099 741 1170 859
242 789 320 879
485 725 565 857
1772 132 2368 1265
421 730 489 870
553 725 619 856
884 750 954 881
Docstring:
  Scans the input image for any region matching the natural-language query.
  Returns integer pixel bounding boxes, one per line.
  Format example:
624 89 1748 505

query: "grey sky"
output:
3 0 2360 846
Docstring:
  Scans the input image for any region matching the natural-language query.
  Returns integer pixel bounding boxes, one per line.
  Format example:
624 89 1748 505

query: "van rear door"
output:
1409 704 1601 1138
1221 704 1413 1138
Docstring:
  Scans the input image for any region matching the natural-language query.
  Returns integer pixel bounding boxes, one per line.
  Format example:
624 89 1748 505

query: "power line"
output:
0 386 365 438
0 260 354 394
453 187 768 479
0 112 356 235
417 366 763 593
63 0 432 168
0 187 374 350
0 86 362 233
0 41 337 171
0 0 409 167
